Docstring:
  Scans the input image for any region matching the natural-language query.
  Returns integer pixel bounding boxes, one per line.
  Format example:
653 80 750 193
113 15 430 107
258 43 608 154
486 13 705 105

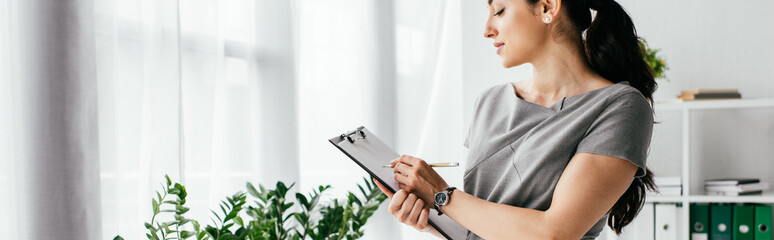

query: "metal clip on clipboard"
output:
340 126 366 143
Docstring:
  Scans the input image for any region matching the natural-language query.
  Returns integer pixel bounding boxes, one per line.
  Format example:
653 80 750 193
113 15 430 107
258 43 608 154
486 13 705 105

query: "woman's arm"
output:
392 153 638 239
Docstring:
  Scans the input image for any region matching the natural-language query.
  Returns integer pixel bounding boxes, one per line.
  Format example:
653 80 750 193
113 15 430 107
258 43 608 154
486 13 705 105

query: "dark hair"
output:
517 0 659 235
563 0 658 234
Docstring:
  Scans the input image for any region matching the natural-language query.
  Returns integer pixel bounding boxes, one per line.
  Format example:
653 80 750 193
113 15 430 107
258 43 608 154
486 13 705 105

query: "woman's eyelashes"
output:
494 8 504 16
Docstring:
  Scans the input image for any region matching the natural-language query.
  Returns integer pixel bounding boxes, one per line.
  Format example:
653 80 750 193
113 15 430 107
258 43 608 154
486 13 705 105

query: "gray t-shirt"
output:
463 81 653 240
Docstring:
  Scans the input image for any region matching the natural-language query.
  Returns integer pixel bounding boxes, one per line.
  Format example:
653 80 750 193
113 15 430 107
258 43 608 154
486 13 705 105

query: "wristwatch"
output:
433 187 457 216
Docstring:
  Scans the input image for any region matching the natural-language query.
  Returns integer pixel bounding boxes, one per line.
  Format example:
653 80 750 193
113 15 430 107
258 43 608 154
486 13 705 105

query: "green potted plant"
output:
640 39 669 81
114 175 388 240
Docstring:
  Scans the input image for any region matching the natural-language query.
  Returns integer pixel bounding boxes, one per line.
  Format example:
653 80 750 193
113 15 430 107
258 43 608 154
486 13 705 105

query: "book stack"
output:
678 89 741 101
652 176 682 196
705 178 769 196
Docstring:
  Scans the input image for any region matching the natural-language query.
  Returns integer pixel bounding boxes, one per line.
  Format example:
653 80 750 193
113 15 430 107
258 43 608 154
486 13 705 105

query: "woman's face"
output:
484 0 550 68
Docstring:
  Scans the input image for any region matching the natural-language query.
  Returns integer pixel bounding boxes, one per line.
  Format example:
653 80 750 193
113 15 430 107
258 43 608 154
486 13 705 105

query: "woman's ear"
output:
540 0 561 23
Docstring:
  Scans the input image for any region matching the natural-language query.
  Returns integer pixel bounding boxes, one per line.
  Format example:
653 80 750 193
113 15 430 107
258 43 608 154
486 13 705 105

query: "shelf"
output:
646 96 774 240
645 192 774 204
654 98 774 111
689 191 774 203
645 194 683 203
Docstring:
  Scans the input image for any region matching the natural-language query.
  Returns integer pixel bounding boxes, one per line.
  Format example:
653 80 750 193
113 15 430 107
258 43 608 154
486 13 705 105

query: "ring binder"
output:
341 126 366 143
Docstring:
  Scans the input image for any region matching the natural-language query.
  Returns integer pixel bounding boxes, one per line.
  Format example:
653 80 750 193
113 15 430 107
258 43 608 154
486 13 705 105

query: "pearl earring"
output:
544 16 551 23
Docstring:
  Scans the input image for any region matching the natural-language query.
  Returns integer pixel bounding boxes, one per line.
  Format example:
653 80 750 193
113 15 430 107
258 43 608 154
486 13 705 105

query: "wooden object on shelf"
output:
681 89 739 95
678 89 741 101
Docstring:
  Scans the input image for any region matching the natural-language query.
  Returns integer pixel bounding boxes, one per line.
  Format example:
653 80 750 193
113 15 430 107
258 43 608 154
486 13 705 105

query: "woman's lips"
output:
494 42 505 55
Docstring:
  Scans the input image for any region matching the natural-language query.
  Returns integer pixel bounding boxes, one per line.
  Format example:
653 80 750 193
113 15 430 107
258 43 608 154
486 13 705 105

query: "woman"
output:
374 0 657 239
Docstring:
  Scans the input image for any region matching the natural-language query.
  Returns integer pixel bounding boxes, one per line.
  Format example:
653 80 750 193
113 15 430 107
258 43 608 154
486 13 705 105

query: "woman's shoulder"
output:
483 82 512 97
596 81 650 106
472 82 512 106
568 80 652 119
592 81 653 121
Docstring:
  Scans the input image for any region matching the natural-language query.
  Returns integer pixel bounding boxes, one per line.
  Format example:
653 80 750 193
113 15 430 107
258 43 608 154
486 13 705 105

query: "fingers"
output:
393 161 414 177
398 193 417 222
393 154 425 167
388 189 408 216
373 178 394 199
417 208 430 231
385 189 431 232
406 197 425 226
393 160 413 191
394 172 411 190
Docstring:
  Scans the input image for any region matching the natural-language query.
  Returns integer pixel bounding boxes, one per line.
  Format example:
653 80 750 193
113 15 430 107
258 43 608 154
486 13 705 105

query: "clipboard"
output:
329 126 468 240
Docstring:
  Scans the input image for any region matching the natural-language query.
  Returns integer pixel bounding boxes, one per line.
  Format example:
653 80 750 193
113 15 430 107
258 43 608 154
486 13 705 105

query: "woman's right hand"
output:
374 178 432 232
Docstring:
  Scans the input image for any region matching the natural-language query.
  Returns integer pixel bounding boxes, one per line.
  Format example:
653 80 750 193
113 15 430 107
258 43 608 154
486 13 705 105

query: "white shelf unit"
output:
648 98 774 240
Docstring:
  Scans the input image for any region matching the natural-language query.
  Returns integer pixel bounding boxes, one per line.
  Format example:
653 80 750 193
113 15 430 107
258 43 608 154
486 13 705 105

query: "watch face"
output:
435 192 447 205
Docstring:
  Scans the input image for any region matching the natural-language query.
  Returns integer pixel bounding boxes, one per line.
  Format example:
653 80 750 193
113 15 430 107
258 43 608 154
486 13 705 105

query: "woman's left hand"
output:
392 155 450 206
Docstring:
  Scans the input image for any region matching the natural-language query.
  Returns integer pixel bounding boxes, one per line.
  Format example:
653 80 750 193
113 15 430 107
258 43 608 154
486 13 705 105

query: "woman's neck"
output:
526 41 609 100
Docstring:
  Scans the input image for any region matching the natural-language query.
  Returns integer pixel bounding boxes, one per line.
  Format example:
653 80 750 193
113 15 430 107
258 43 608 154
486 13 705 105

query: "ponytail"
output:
584 0 658 234
580 0 659 234
585 0 657 106
526 0 660 234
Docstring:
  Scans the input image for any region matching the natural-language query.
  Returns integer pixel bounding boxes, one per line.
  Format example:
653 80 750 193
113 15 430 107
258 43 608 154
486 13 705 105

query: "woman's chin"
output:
501 59 517 68
500 57 525 69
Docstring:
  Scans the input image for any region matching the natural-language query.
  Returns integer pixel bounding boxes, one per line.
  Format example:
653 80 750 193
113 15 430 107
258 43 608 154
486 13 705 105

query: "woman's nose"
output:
483 22 496 38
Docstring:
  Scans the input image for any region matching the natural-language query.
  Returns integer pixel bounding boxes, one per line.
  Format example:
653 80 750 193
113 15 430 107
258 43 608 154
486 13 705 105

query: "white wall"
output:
619 0 774 101
616 0 774 193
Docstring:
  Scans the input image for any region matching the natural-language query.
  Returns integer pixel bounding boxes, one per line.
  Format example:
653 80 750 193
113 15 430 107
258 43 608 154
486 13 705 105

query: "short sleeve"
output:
464 90 486 149
464 129 470 148
576 92 654 177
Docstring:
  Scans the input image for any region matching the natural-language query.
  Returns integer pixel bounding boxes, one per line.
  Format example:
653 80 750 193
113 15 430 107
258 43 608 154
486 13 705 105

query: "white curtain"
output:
2 0 102 239
0 1 12 238
95 0 302 238
95 0 184 237
1 0 465 239
298 0 465 239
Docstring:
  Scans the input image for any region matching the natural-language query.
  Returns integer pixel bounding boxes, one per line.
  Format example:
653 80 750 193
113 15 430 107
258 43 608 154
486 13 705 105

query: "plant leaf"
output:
165 174 172 187
234 216 244 227
153 199 160 215
180 230 194 239
211 210 222 222
296 193 309 209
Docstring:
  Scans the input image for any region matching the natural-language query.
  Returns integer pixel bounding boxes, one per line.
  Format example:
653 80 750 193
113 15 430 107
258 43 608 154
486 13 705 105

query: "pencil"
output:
381 162 459 168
